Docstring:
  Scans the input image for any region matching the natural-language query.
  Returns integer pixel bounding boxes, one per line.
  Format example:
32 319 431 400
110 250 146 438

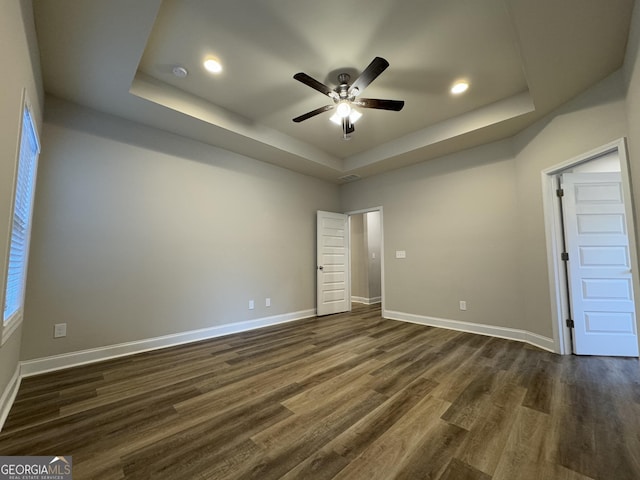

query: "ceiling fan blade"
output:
354 98 405 111
293 73 335 98
292 105 334 123
348 57 389 96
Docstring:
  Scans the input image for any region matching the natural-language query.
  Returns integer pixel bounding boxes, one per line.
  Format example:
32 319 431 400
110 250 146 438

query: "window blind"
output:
3 107 39 323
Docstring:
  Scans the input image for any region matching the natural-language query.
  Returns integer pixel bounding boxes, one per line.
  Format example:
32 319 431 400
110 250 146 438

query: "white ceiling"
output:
32 0 635 182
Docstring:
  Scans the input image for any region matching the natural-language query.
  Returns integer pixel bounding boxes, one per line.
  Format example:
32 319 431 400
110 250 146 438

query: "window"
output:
3 103 39 333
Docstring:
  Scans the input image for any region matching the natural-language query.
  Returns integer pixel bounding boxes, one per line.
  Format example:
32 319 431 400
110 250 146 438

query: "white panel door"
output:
317 211 350 316
562 172 639 356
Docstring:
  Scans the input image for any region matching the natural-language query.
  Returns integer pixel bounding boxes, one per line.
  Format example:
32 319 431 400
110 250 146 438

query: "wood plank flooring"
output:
2 303 640 479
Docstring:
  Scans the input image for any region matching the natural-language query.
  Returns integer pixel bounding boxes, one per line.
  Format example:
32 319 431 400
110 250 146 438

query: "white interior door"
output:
317 211 350 316
562 172 639 356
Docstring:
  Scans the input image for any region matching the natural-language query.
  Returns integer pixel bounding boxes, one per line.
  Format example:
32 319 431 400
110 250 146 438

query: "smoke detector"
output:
172 66 188 78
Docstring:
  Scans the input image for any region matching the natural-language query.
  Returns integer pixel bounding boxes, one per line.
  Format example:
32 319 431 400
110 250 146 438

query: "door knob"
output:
318 266 323 270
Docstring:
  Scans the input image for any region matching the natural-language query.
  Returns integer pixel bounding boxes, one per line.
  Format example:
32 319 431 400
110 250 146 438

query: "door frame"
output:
345 206 385 314
541 138 640 355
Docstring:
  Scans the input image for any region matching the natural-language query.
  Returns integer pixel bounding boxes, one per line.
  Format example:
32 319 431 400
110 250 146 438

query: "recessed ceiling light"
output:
203 57 222 74
451 81 469 94
172 66 188 78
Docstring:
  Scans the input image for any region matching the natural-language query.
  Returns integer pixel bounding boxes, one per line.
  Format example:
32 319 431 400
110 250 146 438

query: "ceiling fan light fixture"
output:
349 109 362 124
336 101 351 118
330 109 361 126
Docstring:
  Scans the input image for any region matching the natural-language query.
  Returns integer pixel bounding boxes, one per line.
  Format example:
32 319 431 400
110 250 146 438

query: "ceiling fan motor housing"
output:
337 74 351 99
337 73 351 84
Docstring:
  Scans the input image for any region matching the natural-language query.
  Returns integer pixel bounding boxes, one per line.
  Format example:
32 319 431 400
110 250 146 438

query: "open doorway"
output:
315 207 384 316
348 208 384 310
543 139 640 356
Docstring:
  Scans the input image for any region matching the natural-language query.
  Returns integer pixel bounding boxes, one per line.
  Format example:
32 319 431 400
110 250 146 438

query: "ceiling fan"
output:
292 57 405 140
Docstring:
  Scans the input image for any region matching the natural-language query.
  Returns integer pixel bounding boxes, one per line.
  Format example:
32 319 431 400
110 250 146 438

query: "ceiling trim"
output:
130 72 343 172
344 90 535 171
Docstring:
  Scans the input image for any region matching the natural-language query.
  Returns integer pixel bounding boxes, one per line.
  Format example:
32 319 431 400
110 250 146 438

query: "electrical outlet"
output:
54 323 67 338
459 301 467 311
249 300 255 310
265 298 271 307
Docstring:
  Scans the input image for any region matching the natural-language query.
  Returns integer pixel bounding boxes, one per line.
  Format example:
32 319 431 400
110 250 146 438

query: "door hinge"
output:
556 188 564 197
561 252 569 261
566 318 575 328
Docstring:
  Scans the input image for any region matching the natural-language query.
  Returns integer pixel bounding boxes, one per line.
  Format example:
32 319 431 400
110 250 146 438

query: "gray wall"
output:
624 0 640 250
342 140 521 330
21 98 339 360
0 0 43 403
341 69 630 340
512 71 628 336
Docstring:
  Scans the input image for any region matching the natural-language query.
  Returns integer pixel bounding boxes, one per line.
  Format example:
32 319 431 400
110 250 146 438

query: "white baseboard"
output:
351 296 382 305
0 364 22 432
383 309 556 353
20 309 316 378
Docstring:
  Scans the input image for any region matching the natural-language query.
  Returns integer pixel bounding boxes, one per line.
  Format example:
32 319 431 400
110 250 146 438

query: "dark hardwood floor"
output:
1 303 640 479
